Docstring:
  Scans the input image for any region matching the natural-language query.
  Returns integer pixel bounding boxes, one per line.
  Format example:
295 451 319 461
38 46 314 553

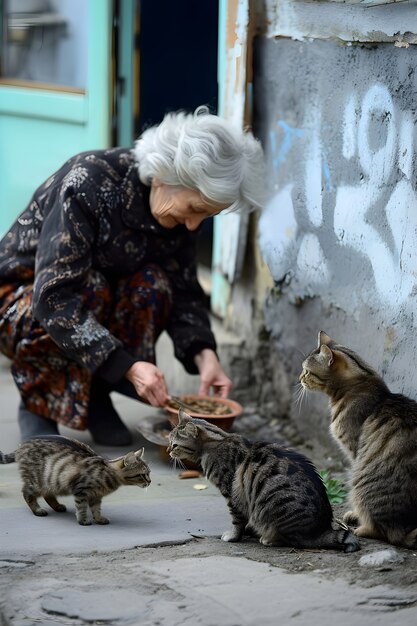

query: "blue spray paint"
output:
270 121 305 171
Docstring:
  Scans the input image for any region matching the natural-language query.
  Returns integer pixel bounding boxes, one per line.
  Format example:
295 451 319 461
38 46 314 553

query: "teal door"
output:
0 0 113 236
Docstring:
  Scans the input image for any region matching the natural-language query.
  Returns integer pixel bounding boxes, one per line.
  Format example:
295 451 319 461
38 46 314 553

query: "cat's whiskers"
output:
293 381 308 414
295 347 306 359
169 457 186 471
176 458 186 471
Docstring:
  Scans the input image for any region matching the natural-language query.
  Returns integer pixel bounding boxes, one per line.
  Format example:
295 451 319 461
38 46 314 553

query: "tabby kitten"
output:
168 409 359 552
0 435 151 525
300 330 417 548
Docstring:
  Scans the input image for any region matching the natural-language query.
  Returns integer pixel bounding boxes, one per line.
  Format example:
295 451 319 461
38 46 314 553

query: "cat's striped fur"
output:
0 435 151 525
300 330 417 548
168 410 359 552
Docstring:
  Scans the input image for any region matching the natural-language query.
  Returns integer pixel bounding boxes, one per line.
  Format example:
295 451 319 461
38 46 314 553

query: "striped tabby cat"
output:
168 409 359 552
0 435 151 525
300 330 417 548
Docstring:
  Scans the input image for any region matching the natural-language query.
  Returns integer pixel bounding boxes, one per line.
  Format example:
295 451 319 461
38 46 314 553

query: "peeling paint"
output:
256 0 417 43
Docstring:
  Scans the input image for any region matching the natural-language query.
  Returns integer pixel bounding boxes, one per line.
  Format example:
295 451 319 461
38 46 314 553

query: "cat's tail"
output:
0 451 16 464
313 519 360 553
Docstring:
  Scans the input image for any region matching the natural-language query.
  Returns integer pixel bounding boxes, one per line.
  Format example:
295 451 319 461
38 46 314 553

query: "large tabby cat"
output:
300 330 417 548
0 435 151 525
168 409 359 552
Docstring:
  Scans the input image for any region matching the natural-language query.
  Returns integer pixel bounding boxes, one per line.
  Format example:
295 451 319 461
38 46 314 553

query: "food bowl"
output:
166 394 243 431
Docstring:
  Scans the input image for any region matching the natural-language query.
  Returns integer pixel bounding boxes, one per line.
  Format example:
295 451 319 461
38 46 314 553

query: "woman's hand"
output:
194 349 233 398
125 361 170 407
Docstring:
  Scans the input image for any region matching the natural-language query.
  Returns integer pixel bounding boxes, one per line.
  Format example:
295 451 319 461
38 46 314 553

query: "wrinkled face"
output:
150 180 227 230
121 450 151 487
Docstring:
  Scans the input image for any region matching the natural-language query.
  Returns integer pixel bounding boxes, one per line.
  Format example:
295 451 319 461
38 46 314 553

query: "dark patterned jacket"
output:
0 148 216 381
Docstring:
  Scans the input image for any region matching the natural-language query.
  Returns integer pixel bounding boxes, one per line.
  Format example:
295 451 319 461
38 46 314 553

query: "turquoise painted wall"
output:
0 0 112 236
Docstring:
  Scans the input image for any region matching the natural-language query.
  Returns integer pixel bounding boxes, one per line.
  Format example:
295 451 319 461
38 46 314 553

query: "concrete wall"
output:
224 0 417 461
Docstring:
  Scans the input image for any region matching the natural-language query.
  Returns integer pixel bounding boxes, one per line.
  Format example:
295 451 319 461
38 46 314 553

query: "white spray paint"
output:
259 82 417 318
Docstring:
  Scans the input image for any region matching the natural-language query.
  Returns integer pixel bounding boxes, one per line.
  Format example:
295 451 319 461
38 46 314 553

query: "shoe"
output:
88 379 133 446
18 401 59 442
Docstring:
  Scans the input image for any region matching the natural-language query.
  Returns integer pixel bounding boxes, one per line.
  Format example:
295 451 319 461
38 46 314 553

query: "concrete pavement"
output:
1 335 417 625
0 335 230 554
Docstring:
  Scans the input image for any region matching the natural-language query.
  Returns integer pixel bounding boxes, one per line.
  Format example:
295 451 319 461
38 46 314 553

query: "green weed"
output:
319 470 348 505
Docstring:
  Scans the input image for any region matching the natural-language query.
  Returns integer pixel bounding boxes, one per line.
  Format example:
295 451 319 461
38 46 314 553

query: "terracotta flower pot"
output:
166 394 243 432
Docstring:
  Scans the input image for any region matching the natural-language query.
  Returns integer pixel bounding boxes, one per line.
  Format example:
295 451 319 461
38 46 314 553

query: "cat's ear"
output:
318 330 333 347
135 448 144 460
178 408 192 424
320 344 334 366
186 422 199 438
178 408 198 436
123 451 137 467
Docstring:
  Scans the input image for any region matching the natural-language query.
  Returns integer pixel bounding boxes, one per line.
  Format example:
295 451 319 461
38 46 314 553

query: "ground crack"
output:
357 595 417 611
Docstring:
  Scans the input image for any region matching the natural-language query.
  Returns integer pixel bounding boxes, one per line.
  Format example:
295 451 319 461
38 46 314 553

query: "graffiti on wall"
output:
335 84 417 306
259 80 417 315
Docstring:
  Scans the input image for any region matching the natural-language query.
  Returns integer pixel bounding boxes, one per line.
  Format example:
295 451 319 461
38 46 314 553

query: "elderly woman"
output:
0 107 265 445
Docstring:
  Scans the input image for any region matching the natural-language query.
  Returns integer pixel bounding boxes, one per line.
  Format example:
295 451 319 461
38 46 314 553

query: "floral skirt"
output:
0 265 172 429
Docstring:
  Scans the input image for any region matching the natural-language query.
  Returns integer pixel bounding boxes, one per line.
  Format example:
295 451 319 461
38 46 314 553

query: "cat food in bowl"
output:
166 394 243 431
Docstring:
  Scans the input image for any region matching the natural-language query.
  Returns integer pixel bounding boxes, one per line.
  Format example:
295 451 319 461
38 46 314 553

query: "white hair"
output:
133 106 266 213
